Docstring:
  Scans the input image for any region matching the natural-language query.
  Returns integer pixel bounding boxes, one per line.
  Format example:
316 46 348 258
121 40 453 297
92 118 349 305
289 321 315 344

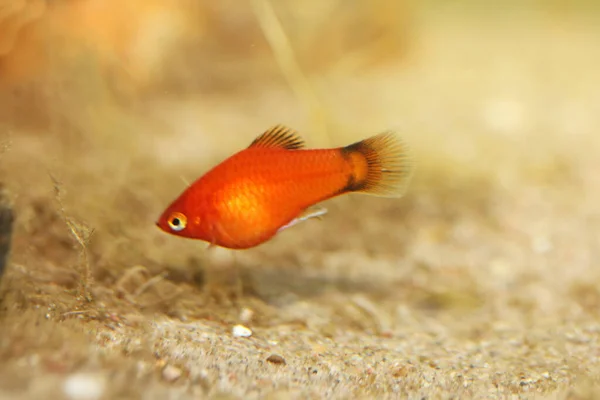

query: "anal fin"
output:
277 206 328 233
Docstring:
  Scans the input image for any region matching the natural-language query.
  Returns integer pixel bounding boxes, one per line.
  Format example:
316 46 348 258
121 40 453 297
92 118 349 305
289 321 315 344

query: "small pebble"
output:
63 373 106 400
232 324 252 337
266 354 286 365
350 354 363 363
162 365 182 382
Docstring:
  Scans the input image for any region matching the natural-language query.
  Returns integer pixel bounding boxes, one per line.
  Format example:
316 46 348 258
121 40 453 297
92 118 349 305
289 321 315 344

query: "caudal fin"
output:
343 131 414 198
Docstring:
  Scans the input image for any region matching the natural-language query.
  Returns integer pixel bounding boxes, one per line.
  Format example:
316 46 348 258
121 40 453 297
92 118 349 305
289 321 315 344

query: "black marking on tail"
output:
341 131 414 198
340 145 366 193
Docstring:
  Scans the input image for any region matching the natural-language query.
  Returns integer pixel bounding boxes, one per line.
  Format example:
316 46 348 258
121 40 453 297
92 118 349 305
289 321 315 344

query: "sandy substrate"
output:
1 8 600 400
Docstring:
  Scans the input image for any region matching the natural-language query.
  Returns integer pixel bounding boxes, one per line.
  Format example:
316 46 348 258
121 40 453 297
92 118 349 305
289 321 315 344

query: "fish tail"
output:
341 131 414 198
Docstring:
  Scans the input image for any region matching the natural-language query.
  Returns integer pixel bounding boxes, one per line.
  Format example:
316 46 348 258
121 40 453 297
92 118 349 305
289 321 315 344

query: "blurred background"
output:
1 1 600 397
1 0 599 323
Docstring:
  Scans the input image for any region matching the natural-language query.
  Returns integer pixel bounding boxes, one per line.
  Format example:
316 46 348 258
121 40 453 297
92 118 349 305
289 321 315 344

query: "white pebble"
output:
63 373 106 400
162 365 182 382
232 324 252 337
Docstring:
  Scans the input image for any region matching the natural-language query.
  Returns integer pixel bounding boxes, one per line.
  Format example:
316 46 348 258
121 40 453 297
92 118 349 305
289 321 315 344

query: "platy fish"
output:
156 125 413 249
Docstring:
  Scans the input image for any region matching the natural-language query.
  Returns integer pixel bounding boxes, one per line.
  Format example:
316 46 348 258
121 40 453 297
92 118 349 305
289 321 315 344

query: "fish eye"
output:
168 212 187 231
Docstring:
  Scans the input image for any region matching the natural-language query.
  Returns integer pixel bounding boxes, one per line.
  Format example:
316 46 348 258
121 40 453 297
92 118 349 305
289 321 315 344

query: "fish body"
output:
156 125 413 249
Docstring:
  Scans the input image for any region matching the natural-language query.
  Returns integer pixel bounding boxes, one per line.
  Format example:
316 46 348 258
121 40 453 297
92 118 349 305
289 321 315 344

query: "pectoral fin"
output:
277 206 328 233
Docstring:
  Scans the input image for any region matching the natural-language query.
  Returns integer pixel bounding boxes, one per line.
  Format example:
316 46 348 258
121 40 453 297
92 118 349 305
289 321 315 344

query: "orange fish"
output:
156 125 413 249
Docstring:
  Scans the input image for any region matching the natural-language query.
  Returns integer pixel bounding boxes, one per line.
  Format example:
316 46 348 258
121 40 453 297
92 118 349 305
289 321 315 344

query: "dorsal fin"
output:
249 125 305 150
